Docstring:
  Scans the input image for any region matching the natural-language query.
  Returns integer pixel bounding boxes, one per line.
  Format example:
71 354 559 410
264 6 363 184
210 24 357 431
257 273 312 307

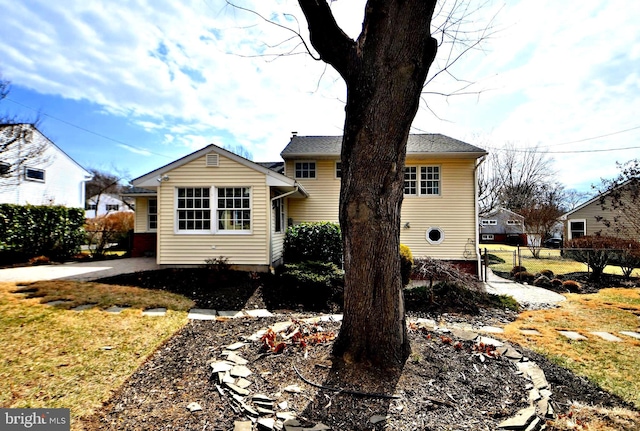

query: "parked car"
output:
544 238 563 248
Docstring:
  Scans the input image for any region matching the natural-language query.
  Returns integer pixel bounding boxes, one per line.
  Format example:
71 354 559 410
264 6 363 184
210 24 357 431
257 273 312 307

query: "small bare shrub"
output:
562 280 582 292
28 255 50 265
539 269 554 278
534 275 551 287
551 278 564 287
510 265 527 276
514 271 534 283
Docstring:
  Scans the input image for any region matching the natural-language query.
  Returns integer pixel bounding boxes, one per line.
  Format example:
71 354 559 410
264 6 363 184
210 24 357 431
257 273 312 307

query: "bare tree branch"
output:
224 0 321 61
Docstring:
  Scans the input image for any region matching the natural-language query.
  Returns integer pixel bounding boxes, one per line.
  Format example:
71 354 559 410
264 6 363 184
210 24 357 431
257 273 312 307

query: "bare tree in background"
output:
85 168 131 215
478 142 558 214
1 78 49 191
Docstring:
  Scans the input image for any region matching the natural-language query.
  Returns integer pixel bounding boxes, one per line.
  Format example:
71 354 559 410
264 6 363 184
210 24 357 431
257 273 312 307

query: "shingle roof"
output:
256 161 285 174
280 134 486 157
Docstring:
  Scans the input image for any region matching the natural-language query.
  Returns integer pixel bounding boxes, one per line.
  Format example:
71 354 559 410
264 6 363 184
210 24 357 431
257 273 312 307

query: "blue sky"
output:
1 0 639 193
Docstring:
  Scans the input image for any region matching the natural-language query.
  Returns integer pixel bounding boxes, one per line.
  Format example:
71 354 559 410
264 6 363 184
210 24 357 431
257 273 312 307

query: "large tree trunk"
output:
299 0 438 368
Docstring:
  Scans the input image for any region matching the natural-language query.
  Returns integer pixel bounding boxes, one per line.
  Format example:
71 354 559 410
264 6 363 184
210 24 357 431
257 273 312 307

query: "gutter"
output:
474 156 487 279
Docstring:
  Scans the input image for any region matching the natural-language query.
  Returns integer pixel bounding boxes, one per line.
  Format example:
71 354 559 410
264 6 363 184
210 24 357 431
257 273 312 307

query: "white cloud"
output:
1 0 639 192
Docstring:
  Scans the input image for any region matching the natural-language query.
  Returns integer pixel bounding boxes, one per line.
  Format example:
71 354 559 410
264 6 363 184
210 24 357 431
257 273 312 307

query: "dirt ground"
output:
82 270 636 430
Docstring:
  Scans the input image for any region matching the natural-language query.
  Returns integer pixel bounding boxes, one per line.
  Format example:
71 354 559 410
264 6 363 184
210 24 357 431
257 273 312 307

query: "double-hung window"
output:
569 220 585 239
177 187 211 231
148 198 158 230
217 187 251 231
404 167 417 195
295 161 316 179
404 165 440 196
420 166 440 195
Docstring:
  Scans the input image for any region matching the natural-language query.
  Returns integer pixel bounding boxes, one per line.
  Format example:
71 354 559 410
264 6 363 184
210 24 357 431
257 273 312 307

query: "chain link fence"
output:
481 245 640 280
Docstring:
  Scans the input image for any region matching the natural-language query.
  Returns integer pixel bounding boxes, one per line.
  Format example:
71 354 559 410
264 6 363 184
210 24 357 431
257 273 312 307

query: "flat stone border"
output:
558 330 587 341
590 331 622 342
143 308 167 317
188 309 218 320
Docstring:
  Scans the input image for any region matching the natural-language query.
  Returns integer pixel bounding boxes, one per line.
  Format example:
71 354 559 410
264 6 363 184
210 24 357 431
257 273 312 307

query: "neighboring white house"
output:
85 193 134 218
0 124 91 208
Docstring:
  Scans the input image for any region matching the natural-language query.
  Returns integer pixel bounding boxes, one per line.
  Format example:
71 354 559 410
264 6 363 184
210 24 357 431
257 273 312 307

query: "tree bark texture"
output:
299 0 438 368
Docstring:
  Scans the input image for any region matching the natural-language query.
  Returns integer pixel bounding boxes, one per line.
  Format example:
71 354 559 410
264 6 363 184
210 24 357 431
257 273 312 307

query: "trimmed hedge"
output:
283 222 342 265
0 204 85 260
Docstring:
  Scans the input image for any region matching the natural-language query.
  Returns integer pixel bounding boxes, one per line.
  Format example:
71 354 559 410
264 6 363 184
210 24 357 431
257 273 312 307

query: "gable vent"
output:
206 153 219 167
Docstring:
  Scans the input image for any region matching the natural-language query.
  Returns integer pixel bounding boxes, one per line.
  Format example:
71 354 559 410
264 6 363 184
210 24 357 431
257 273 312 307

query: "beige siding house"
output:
561 181 638 240
281 134 487 273
130 134 486 273
127 145 307 268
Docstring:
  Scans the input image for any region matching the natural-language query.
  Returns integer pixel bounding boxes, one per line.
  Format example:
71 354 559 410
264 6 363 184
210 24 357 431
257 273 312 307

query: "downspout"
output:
269 186 300 270
474 155 487 280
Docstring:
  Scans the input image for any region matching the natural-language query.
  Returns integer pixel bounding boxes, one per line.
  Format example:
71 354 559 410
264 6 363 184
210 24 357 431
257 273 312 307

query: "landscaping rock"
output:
246 309 274 317
104 305 129 313
497 406 536 429
590 331 622 342
620 331 640 339
558 330 587 341
369 414 387 424
187 308 217 320
218 310 245 318
230 365 252 378
186 402 202 412
234 421 252 431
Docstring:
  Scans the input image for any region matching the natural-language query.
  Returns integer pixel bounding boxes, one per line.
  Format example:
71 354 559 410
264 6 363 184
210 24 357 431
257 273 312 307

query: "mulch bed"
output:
81 269 636 430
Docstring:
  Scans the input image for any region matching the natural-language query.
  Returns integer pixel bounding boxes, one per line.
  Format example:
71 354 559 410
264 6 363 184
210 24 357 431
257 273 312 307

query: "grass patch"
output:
483 244 640 277
502 288 640 409
0 281 192 430
547 402 640 431
14 280 195 311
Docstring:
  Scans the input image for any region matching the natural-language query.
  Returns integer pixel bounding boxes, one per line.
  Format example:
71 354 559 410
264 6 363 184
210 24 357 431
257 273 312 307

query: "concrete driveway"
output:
0 257 160 282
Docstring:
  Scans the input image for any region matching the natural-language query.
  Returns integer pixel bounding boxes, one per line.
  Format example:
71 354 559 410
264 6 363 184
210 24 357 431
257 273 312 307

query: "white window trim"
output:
482 234 494 241
404 165 441 197
147 198 158 232
568 218 586 240
214 186 253 235
335 161 342 179
506 220 521 225
274 197 285 233
419 165 441 196
174 187 213 235
294 160 317 180
426 226 445 245
481 219 498 226
25 166 45 182
404 166 417 196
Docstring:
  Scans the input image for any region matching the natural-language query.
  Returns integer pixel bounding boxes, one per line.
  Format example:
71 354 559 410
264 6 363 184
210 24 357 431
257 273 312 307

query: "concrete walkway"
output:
0 257 160 282
483 268 566 306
